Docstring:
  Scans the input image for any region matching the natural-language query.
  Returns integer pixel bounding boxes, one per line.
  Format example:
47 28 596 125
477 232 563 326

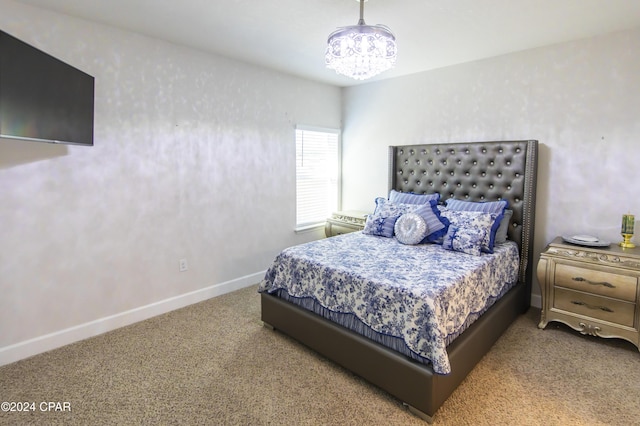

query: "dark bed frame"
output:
261 140 538 422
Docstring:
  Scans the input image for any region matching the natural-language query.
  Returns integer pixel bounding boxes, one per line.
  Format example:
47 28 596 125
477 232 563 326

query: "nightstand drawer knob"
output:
570 300 614 313
572 277 615 289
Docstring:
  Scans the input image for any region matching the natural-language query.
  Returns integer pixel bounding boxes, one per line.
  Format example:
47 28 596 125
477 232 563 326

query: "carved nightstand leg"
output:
538 315 548 330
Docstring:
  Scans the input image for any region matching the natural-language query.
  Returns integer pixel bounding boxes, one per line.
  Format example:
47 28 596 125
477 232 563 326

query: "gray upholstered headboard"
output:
388 140 538 306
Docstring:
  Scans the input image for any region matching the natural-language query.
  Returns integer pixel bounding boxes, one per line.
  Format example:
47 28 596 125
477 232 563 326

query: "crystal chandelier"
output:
325 0 397 81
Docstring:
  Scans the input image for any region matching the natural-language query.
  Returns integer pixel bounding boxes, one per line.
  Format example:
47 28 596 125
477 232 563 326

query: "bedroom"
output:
1 0 639 423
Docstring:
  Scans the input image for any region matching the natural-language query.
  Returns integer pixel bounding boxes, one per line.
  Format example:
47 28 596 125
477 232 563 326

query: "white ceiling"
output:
15 0 640 87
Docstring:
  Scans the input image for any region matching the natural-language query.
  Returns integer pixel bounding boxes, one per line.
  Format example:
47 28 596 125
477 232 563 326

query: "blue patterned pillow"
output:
444 199 508 250
389 190 440 205
412 201 449 243
394 213 428 245
373 197 421 217
440 209 498 253
363 212 401 238
442 225 487 256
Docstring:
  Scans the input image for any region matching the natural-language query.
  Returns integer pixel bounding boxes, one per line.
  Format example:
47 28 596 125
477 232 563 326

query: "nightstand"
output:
325 210 368 237
537 237 640 350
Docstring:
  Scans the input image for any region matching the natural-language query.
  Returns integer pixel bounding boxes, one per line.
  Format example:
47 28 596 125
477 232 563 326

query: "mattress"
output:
259 232 519 374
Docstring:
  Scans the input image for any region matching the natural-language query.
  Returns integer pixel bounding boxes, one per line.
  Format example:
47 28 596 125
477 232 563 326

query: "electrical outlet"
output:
179 258 188 272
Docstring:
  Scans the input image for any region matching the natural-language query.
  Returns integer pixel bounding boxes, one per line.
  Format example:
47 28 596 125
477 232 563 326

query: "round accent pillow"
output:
394 213 428 245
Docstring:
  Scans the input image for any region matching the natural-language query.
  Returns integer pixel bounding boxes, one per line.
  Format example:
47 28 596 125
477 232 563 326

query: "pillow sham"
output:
442 225 486 256
373 197 421 217
362 212 401 238
389 190 440 205
440 209 498 253
494 209 513 244
394 213 428 245
444 199 508 214
444 199 508 250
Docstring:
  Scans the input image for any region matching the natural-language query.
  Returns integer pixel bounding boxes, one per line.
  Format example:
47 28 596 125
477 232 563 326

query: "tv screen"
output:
0 30 94 146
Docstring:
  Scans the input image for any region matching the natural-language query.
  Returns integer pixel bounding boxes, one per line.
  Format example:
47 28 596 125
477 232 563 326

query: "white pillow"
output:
394 213 428 245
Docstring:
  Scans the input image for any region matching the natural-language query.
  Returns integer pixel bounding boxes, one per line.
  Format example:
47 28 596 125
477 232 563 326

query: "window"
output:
295 125 340 230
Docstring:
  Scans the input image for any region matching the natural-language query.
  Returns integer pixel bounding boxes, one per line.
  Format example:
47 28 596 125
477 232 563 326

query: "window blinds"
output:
295 127 340 229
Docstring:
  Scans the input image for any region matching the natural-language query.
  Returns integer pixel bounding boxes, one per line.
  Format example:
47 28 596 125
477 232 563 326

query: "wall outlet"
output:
179 258 188 272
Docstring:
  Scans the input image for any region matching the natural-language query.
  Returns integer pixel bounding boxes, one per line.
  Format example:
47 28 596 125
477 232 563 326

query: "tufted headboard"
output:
388 140 538 306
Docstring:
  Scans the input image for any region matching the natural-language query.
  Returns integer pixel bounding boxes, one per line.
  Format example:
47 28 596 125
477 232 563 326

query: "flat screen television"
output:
0 30 94 146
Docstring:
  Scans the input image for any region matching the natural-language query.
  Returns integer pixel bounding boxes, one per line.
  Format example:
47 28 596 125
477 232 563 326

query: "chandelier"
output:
325 0 397 81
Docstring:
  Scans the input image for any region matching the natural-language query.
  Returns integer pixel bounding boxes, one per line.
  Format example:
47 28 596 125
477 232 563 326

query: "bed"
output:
260 140 538 422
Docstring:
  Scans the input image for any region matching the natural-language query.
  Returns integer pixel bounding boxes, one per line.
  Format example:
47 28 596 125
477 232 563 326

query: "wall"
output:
0 0 341 364
341 28 640 305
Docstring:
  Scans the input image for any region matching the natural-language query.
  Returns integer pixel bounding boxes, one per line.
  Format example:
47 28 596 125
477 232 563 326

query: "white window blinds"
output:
295 126 340 230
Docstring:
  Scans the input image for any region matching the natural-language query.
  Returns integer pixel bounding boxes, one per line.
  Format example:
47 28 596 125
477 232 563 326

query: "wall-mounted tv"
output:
0 30 94 146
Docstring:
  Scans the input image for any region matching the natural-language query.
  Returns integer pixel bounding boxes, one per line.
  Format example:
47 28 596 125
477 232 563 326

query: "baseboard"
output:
0 271 265 367
530 293 541 309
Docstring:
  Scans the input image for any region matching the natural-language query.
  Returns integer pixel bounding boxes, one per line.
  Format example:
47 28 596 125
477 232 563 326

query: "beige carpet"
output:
1 285 638 425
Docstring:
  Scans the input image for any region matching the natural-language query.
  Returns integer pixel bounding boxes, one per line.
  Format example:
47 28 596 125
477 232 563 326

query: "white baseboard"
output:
0 271 264 367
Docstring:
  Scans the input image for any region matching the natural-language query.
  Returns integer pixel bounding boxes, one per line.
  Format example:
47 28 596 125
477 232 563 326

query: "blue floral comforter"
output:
259 232 519 374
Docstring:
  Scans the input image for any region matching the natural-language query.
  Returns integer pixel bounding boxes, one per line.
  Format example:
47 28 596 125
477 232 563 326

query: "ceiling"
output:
15 0 640 87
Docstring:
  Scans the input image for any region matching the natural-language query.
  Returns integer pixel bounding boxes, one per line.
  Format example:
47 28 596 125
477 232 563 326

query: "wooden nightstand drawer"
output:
325 221 361 236
555 264 638 302
554 287 636 327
